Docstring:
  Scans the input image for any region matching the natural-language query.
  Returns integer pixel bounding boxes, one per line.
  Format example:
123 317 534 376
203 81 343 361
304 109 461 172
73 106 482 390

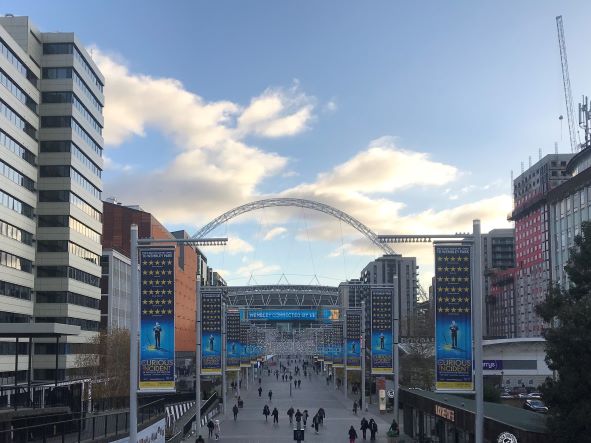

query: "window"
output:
0 219 33 245
39 165 101 199
38 190 69 203
42 67 72 79
73 47 103 92
0 129 36 165
0 98 36 139
41 115 70 128
41 91 72 103
40 141 102 178
0 189 34 218
73 71 102 111
0 312 30 323
0 67 37 112
36 240 68 253
69 242 100 265
0 280 31 300
0 250 32 273
71 168 101 199
43 43 74 54
71 118 102 156
36 291 100 309
42 93 102 136
0 160 35 192
35 316 99 331
36 266 100 287
0 37 38 86
39 164 69 177
69 216 101 243
37 214 69 228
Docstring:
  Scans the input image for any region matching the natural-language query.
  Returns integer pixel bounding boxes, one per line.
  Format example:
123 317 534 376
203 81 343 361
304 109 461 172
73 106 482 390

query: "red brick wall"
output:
102 202 197 352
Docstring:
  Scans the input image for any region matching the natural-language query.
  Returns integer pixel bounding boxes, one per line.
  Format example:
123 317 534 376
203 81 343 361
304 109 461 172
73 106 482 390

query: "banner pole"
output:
343 311 348 396
222 302 227 416
361 299 367 412
195 273 201 435
393 277 400 425
129 225 139 442
473 220 484 443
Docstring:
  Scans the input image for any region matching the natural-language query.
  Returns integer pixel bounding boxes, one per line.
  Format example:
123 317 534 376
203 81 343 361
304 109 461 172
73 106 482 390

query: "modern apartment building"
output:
360 254 417 337
0 15 104 381
508 154 572 337
100 248 131 331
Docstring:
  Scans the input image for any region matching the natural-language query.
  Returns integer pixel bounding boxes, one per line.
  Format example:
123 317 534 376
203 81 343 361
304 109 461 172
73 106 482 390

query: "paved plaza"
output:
193 362 404 442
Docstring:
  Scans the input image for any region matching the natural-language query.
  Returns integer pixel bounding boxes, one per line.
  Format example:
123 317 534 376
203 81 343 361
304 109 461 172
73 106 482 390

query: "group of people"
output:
348 418 399 442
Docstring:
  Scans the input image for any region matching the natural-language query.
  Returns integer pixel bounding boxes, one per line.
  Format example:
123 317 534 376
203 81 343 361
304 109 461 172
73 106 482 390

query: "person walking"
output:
303 409 309 428
295 409 303 428
272 407 279 424
369 419 378 441
360 417 369 440
214 419 221 441
268 390 273 402
195 435 205 443
232 404 239 421
312 413 319 434
348 425 358 443
353 400 358 415
318 407 325 425
287 406 295 424
258 386 262 397
263 404 270 422
207 419 215 438
294 379 297 389
297 379 301 389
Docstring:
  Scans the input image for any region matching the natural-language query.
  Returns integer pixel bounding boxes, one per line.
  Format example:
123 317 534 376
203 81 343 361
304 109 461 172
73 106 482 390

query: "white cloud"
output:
103 155 133 172
324 100 338 113
236 260 281 277
263 227 287 241
201 235 254 256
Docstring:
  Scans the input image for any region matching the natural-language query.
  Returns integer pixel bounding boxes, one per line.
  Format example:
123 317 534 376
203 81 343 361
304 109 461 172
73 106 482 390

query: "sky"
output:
11 1 591 289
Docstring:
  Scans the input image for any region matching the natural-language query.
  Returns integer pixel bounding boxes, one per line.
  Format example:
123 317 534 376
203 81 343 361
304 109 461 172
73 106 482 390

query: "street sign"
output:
387 389 395 398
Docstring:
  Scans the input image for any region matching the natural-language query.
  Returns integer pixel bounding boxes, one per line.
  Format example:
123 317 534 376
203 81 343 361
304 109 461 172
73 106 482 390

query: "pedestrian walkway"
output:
203 362 403 442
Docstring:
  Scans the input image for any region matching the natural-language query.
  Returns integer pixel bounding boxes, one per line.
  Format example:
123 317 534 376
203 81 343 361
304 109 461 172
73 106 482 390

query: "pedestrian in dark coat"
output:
287 406 295 424
268 390 273 401
232 404 239 420
298 379 301 388
295 408 303 425
258 386 262 397
349 425 358 443
207 419 215 438
303 409 308 427
369 419 378 441
312 414 319 434
360 417 369 439
272 407 279 424
196 435 205 443
263 404 270 422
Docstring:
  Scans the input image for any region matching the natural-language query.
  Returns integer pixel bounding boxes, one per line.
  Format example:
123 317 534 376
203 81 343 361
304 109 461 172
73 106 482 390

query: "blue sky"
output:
14 1 591 287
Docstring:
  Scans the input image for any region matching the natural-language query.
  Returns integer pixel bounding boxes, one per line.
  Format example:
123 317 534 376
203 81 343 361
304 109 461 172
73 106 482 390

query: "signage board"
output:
201 289 222 375
371 287 393 374
247 310 317 321
346 310 361 370
226 310 240 371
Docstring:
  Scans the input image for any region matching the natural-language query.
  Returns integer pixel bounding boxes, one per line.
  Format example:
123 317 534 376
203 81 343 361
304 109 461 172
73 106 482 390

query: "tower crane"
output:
556 15 580 152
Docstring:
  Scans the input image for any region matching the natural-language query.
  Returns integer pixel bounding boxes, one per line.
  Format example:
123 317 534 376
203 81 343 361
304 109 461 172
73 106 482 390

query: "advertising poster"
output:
227 310 240 371
370 287 393 375
333 322 344 368
346 310 361 370
139 249 175 391
201 289 222 375
434 245 474 391
324 327 333 365
240 320 250 368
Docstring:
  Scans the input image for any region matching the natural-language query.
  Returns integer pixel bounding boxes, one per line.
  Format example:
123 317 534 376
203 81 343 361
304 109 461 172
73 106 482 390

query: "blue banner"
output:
434 245 474 391
333 323 344 368
240 320 250 368
227 310 240 371
139 249 175 391
247 310 317 321
201 289 222 375
371 287 393 374
346 310 361 370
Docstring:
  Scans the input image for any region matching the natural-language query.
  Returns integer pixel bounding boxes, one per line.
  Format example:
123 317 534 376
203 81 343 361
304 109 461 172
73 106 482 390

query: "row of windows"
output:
35 316 99 331
39 165 101 199
0 342 29 355
0 218 33 245
0 159 35 192
36 265 100 287
0 37 37 85
34 342 95 355
0 250 32 273
0 312 30 323
0 280 32 300
40 140 101 178
37 215 101 243
38 190 102 222
36 291 100 309
0 67 37 112
42 92 102 135
73 70 102 112
0 189 34 218
0 98 36 140
72 118 102 156
36 240 100 265
0 129 36 165
42 44 103 92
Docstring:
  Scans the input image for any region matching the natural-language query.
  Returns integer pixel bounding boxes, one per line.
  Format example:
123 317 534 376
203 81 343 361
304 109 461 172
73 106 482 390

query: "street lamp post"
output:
195 273 202 436
129 225 139 443
393 276 400 425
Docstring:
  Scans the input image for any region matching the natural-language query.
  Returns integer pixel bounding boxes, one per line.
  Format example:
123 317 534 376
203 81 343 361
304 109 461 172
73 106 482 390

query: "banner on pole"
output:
201 289 222 375
434 244 474 392
240 320 250 368
139 249 175 391
227 310 240 371
370 287 393 375
333 322 344 368
346 310 361 370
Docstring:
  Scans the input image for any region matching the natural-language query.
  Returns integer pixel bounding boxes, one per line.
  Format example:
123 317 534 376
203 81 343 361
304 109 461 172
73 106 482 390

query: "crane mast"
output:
556 15 580 152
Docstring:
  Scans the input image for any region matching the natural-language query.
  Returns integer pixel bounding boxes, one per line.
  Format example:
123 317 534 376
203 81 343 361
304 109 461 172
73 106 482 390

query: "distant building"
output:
100 249 132 331
509 154 573 337
360 254 417 337
482 228 515 337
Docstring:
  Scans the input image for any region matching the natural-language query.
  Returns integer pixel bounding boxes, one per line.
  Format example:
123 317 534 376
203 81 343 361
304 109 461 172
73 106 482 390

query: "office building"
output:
100 248 131 331
0 15 104 382
360 254 417 337
549 145 591 286
509 154 572 337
